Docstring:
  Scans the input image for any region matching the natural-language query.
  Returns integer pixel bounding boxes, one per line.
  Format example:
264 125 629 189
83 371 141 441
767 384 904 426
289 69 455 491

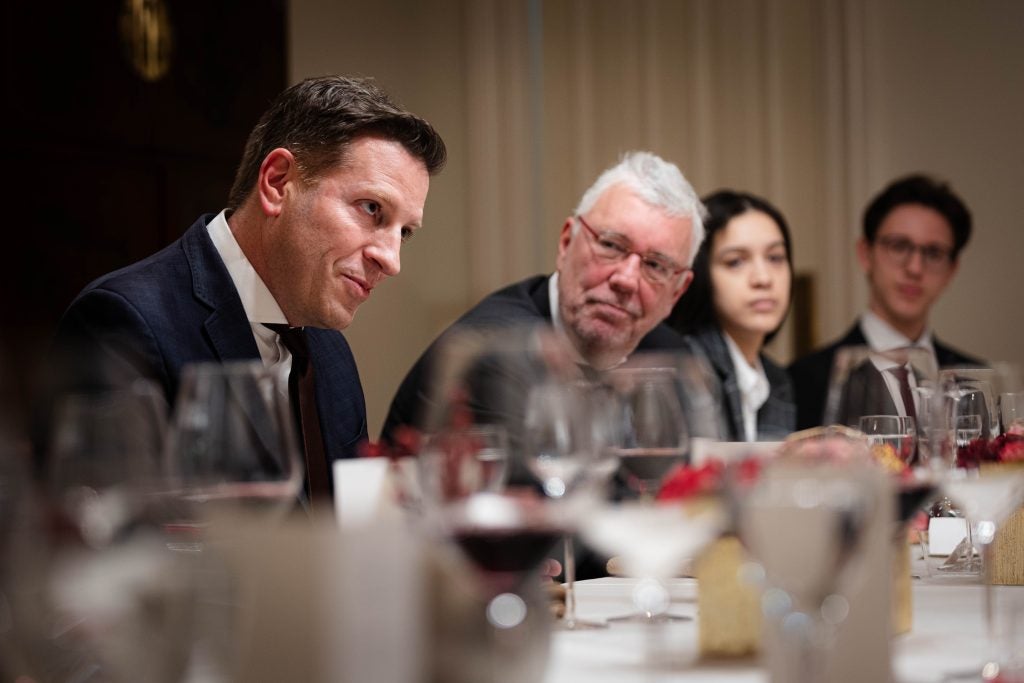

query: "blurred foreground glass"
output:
524 379 621 631
412 326 587 680
739 430 879 683
941 466 1024 680
583 353 725 629
10 384 197 683
165 361 304 540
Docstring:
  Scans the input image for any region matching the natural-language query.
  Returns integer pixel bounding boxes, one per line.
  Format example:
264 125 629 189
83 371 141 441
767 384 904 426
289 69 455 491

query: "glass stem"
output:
564 534 577 623
982 541 995 640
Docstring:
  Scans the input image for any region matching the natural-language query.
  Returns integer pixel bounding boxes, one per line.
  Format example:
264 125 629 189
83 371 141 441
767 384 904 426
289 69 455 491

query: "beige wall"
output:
291 0 1024 437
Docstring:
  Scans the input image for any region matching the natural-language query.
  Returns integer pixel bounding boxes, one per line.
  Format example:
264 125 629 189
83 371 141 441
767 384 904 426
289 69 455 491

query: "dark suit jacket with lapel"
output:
50 214 367 472
683 326 795 441
787 321 983 430
380 274 689 443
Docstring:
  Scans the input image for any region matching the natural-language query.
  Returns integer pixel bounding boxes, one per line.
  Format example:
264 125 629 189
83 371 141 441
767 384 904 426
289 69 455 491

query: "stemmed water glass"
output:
523 379 620 631
1000 392 1024 434
583 356 725 626
941 466 1024 678
858 415 917 467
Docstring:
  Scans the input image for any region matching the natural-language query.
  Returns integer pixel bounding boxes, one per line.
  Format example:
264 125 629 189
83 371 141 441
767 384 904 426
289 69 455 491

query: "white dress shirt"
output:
722 332 769 442
206 210 292 396
859 311 931 416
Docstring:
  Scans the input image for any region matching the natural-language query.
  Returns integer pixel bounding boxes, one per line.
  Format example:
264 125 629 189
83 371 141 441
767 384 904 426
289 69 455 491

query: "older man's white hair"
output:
574 151 706 266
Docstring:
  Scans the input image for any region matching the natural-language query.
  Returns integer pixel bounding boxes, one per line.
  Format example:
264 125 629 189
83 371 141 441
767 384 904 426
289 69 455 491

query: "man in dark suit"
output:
381 151 706 443
49 76 447 496
789 174 981 430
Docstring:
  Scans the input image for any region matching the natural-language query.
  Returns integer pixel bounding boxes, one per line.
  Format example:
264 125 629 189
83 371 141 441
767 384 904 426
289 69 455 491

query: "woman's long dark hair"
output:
667 189 793 343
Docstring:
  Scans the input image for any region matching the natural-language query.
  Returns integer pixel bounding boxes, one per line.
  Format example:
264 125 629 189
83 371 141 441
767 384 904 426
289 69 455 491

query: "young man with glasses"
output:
788 174 981 430
381 151 705 441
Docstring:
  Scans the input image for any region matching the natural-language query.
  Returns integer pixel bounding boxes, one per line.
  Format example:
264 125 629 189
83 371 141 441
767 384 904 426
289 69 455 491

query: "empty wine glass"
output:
523 379 619 631
739 435 879 683
164 361 304 540
823 346 936 429
1000 392 1024 435
942 466 1024 678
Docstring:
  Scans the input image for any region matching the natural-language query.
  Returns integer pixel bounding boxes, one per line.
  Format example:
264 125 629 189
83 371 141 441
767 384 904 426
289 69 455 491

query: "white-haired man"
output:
382 151 705 441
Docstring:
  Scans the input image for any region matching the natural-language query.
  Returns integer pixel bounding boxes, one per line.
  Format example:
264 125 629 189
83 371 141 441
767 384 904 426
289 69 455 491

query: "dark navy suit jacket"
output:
51 214 367 469
380 274 690 443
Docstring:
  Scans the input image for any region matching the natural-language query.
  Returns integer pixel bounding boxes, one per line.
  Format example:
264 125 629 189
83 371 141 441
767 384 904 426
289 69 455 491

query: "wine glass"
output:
858 415 916 467
943 373 999 442
418 423 510 506
611 365 688 498
164 361 304 541
523 379 619 631
941 466 1024 677
823 345 937 430
1000 392 1024 434
584 355 725 626
738 433 879 683
29 383 197 683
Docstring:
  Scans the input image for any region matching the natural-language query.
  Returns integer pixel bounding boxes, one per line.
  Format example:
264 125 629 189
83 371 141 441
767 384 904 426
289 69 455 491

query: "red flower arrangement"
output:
957 431 1024 469
656 458 762 501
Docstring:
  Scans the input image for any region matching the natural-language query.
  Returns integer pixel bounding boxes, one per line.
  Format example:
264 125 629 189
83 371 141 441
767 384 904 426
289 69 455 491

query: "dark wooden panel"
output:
1 0 286 430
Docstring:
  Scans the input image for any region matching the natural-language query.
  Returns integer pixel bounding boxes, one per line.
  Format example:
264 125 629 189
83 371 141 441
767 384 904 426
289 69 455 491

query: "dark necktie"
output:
265 324 332 500
888 365 918 423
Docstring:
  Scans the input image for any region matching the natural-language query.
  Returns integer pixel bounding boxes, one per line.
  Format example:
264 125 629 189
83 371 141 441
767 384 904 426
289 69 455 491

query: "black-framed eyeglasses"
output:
575 215 689 286
875 235 953 272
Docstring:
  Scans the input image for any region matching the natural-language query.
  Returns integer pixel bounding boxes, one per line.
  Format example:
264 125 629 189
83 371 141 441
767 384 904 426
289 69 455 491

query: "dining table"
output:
543 564 1024 683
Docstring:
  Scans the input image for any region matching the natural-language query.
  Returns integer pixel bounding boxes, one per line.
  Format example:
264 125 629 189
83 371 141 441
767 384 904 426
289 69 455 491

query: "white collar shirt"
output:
723 332 769 442
859 311 928 417
206 211 292 395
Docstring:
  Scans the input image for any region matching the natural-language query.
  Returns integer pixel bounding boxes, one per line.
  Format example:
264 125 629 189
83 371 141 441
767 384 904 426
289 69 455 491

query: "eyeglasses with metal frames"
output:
875 235 953 271
575 215 689 286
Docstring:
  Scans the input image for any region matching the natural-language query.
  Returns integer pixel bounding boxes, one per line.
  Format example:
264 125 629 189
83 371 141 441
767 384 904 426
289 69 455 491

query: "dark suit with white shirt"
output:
49 214 367 472
788 322 982 430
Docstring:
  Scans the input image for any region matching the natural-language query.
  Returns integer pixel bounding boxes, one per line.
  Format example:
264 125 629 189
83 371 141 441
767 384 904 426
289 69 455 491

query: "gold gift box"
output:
990 505 1024 585
980 462 1024 586
695 535 760 658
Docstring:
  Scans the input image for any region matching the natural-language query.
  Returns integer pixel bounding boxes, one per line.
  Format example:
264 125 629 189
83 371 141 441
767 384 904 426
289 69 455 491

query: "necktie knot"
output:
265 324 310 365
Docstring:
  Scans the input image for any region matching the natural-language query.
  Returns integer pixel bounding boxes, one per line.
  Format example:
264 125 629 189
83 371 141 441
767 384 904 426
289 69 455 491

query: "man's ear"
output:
670 269 695 306
257 148 297 217
856 237 872 273
555 217 575 267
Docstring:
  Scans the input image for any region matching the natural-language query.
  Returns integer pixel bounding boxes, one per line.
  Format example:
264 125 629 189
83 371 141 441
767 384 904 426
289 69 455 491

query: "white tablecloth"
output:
544 571 1024 683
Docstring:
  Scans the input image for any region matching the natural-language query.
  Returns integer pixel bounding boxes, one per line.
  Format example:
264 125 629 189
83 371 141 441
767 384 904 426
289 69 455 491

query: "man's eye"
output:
359 200 381 217
891 240 913 254
922 247 947 263
401 227 414 243
643 258 670 276
598 238 627 255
